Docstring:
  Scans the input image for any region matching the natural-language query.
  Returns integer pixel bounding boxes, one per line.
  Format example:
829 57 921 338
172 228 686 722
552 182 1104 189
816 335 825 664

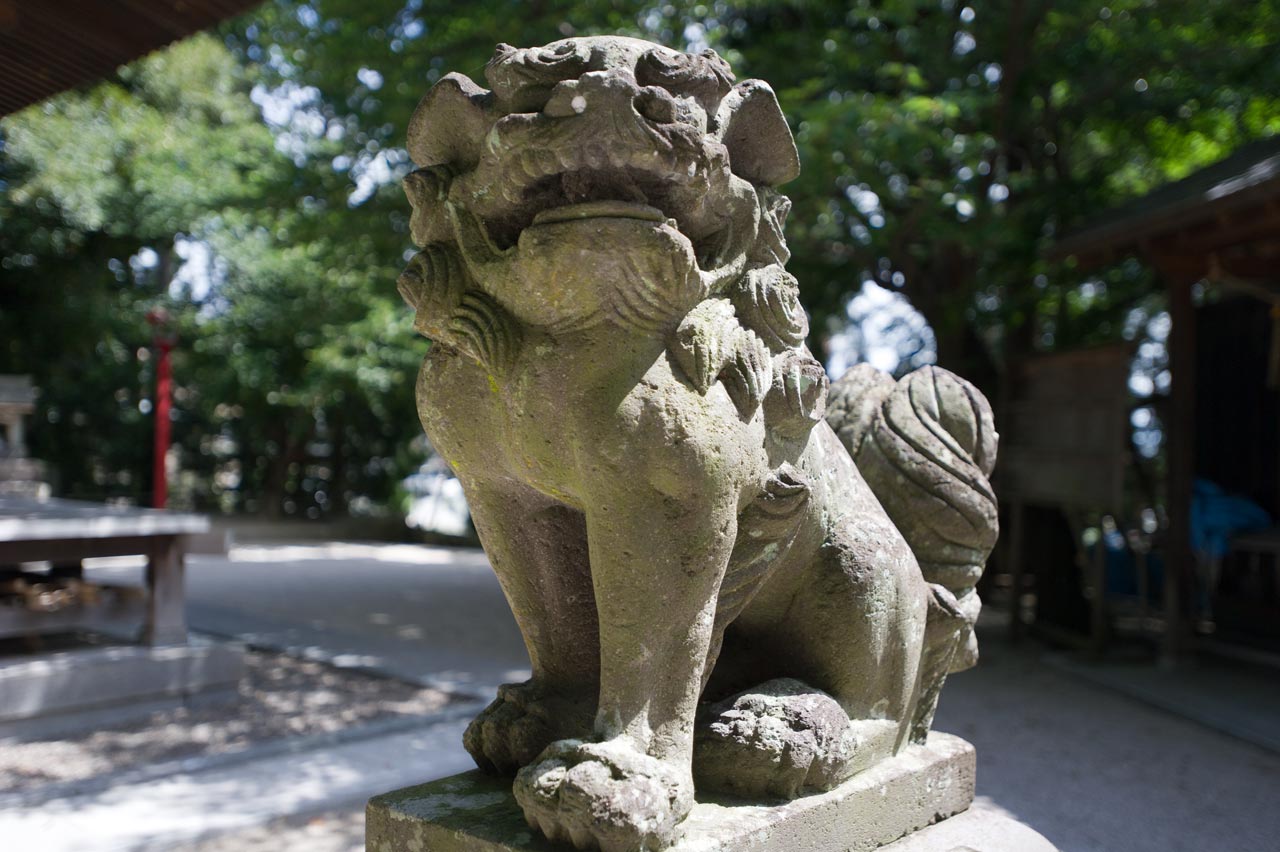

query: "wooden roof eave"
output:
1050 139 1280 272
0 0 264 117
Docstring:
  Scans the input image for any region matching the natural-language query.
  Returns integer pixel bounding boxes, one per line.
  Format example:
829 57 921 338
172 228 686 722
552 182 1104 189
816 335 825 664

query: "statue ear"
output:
407 72 497 171
713 80 800 187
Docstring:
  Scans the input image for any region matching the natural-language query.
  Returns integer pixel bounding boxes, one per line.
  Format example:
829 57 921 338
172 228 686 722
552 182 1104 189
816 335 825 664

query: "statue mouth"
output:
455 153 720 250
448 155 753 290
445 94 734 254
530 200 667 227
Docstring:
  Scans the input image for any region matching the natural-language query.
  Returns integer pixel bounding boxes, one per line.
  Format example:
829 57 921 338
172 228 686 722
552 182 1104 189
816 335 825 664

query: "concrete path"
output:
187 543 533 697
88 543 532 695
934 639 1280 851
1046 650 1280 754
35 542 1280 851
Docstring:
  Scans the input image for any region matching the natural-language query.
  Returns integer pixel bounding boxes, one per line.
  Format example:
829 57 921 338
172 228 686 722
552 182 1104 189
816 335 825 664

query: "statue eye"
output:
538 43 579 61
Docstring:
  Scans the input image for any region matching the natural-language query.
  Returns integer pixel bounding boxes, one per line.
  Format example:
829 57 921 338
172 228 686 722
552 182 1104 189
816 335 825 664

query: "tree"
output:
1 35 281 503
5 0 1276 514
232 0 1280 392
1 31 426 515
714 0 1280 387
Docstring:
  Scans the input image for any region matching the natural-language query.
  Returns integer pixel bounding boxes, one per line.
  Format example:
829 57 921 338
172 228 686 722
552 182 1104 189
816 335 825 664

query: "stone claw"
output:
693 678 899 799
463 681 593 775
513 738 694 852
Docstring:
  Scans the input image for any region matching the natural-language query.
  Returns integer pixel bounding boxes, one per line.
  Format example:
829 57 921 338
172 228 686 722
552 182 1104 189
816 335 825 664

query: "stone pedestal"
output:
0 641 244 738
368 733 1052 852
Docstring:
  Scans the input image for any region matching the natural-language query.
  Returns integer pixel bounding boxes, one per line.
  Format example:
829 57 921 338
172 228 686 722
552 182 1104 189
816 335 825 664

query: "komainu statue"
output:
396 36 999 852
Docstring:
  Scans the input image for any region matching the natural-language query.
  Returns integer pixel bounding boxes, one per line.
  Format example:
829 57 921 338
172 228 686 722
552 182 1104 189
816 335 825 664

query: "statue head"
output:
399 36 801 337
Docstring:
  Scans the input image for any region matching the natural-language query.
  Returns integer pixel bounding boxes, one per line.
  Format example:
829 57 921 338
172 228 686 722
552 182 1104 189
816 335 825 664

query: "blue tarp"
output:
1101 479 1270 603
1102 527 1164 601
1190 478 1272 558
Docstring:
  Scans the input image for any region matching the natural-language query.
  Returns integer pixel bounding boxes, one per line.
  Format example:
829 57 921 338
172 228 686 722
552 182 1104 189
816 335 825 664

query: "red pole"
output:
152 338 173 509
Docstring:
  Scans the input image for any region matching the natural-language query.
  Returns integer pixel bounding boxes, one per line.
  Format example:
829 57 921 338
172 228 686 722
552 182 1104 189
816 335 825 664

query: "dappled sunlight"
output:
826 280 937 378
1 718 474 850
0 648 451 797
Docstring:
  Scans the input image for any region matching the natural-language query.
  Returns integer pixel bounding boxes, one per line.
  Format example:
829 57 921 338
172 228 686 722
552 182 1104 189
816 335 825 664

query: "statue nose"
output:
543 70 641 119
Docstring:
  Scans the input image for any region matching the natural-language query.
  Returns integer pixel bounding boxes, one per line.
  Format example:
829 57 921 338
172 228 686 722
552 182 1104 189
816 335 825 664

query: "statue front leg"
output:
514 475 738 852
461 480 599 774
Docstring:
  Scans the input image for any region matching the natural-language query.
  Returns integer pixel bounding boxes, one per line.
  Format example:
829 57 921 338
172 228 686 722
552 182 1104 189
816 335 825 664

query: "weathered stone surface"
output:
693 678 899 800
393 35 1002 851
368 733 977 852
826 365 1000 740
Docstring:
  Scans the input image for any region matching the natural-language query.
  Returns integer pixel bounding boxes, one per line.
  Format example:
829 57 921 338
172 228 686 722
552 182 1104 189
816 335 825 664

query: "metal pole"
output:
152 337 173 509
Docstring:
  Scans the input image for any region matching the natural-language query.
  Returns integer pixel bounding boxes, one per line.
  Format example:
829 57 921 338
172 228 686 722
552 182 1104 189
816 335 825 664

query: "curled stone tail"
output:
826 364 999 700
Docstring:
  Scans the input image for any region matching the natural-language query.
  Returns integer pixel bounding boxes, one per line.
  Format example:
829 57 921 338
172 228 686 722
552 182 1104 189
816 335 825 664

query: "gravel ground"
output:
173 809 366 852
0 646 453 794
172 632 1280 852
35 546 1276 851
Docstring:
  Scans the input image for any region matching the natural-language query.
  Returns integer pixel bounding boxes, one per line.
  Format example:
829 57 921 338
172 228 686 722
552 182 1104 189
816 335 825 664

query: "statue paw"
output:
513 738 694 852
693 678 898 798
463 682 592 775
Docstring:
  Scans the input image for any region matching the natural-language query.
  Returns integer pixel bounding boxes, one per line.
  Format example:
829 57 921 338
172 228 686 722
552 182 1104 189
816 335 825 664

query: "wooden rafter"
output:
0 0 264 117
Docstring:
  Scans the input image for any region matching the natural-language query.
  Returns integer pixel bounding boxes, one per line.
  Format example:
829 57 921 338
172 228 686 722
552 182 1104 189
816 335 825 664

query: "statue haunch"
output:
397 36 999 852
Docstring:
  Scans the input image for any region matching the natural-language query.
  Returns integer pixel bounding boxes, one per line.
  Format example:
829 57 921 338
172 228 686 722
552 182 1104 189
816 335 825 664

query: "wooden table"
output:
0 497 209 645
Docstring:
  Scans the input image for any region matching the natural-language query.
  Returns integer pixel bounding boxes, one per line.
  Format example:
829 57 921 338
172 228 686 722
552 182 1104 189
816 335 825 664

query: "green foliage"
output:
713 0 1280 379
0 32 423 513
1 35 282 504
231 0 1280 388
5 36 275 237
2 1 1277 514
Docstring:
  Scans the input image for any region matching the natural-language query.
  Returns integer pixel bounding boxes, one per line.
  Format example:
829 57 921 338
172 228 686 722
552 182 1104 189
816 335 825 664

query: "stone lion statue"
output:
397 36 998 852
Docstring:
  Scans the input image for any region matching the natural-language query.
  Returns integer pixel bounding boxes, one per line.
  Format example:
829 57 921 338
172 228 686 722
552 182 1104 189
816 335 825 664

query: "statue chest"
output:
419 338 637 505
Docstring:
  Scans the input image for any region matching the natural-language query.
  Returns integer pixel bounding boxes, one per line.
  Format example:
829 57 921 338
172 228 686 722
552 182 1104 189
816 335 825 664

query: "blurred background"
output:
1 2 1278 851
5 0 1278 656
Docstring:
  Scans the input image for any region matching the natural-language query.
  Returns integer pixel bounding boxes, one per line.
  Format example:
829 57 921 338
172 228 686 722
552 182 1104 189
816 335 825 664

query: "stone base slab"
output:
0 641 244 738
368 732 983 852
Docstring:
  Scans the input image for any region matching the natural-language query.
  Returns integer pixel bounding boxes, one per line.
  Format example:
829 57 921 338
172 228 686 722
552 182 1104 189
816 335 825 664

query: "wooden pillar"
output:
1086 515 1110 657
143 535 187 646
8 414 25 457
1006 501 1027 640
1161 265 1200 665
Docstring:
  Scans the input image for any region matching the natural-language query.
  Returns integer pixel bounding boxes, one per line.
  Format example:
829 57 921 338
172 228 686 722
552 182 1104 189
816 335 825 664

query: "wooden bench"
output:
0 496 210 646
